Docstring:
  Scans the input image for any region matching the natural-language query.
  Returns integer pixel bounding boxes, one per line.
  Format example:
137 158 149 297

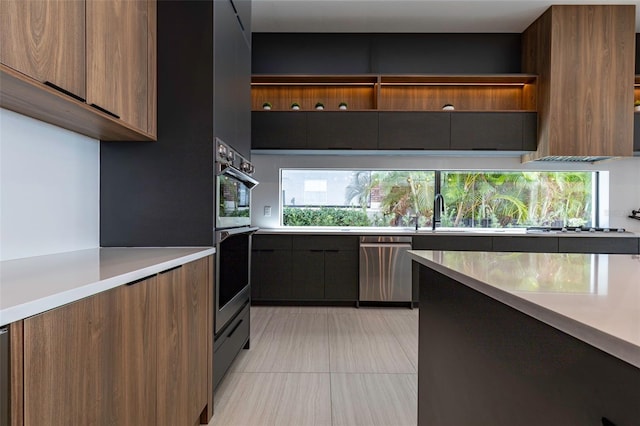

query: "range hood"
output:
521 5 636 163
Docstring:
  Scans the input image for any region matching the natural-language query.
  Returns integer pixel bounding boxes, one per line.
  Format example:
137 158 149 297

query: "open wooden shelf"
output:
252 74 537 112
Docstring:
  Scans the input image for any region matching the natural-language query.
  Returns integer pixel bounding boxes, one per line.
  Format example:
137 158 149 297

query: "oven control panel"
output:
216 139 254 175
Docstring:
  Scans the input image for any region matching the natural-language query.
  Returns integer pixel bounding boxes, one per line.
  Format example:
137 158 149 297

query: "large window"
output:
280 169 595 228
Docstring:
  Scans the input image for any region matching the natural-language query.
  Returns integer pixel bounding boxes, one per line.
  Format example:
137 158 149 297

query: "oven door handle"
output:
217 226 259 243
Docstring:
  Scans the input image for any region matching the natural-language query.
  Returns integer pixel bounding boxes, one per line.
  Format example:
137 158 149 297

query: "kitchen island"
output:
409 250 640 426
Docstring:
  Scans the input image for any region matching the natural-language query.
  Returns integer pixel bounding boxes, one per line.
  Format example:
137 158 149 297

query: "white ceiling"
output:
252 0 640 33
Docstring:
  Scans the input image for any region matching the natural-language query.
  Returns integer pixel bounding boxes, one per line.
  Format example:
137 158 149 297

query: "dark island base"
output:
418 265 640 426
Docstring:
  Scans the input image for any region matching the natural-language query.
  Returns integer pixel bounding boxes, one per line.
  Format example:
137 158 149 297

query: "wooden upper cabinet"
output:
522 5 635 161
0 0 156 141
0 0 86 100
86 0 150 132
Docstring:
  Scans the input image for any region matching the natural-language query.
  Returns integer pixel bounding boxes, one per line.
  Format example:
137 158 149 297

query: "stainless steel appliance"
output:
1 326 8 426
214 139 258 334
526 226 628 234
215 226 257 334
216 138 257 230
359 236 413 303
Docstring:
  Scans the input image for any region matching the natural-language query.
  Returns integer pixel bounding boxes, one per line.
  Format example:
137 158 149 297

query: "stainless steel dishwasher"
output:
1 326 8 426
359 236 413 303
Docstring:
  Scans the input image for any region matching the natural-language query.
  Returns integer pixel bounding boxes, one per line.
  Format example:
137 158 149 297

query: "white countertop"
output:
257 227 638 238
409 250 640 368
0 247 215 326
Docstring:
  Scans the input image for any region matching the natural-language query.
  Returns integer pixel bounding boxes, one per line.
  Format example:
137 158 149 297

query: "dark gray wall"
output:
252 33 522 74
101 1 215 246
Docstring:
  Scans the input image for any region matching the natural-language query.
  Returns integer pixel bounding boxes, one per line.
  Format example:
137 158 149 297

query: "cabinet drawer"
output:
253 234 293 250
492 236 558 253
412 236 493 251
214 303 249 389
292 235 359 251
558 237 639 254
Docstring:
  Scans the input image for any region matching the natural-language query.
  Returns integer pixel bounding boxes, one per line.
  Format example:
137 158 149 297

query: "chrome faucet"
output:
432 193 445 230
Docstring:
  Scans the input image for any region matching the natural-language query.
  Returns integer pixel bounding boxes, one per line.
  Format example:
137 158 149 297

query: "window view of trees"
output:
280 169 595 228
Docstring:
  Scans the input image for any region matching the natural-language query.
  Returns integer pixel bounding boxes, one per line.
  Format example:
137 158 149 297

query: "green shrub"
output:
283 207 371 226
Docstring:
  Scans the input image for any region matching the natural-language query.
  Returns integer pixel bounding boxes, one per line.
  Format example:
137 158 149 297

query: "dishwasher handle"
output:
359 243 412 248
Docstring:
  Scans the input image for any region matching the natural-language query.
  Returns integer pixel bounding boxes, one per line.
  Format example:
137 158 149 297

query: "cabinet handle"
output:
159 265 182 274
90 103 120 119
310 249 324 252
227 319 243 338
126 274 155 286
44 81 86 102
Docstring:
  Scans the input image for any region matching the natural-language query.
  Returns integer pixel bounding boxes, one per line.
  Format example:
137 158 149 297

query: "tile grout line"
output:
380 313 418 374
327 311 335 426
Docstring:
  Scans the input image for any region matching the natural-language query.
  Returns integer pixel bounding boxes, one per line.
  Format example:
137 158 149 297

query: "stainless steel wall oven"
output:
214 139 258 334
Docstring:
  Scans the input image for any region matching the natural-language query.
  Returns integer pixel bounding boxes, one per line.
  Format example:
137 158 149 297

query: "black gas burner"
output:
526 226 627 233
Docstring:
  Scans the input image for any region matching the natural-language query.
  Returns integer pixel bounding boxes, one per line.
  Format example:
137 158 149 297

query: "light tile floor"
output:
209 306 418 426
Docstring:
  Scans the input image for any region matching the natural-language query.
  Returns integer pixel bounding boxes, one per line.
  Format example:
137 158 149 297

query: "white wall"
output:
0 108 100 261
250 153 640 232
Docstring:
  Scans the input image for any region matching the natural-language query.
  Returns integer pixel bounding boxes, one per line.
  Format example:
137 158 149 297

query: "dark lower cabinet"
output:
418 266 640 425
252 235 293 300
558 237 640 254
252 235 359 303
413 235 493 251
291 250 325 299
492 236 558 253
252 249 293 299
306 112 378 150
251 111 307 149
450 112 532 151
324 250 359 300
378 112 450 149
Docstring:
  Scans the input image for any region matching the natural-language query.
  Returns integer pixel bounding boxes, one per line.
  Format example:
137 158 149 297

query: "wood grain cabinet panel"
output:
86 0 150 131
157 259 209 426
22 276 158 426
0 0 86 99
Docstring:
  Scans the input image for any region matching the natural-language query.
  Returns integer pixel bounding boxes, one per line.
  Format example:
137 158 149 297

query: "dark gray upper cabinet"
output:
522 112 538 151
230 0 251 46
214 0 251 159
378 112 451 150
450 112 528 151
634 113 640 152
252 111 307 149
252 33 521 74
252 33 372 74
372 34 521 74
306 112 378 150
